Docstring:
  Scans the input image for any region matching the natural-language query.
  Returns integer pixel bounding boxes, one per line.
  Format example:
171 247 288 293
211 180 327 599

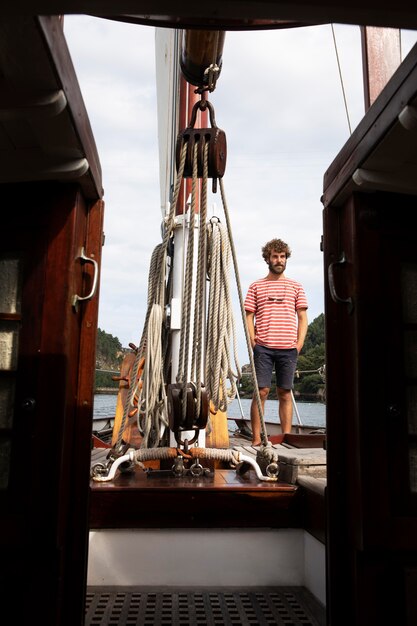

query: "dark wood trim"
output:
0 313 21 321
323 41 417 207
62 198 105 626
4 1 417 30
90 468 302 529
37 16 103 200
298 488 326 545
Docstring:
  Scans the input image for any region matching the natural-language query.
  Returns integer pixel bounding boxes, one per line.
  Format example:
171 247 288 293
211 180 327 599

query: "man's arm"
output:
245 311 256 348
296 308 308 353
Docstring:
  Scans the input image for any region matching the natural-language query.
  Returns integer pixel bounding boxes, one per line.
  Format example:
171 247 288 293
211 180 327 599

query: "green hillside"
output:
95 313 326 397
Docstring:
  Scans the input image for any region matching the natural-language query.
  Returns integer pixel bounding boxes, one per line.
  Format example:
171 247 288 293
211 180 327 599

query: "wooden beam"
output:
3 1 417 31
90 468 300 529
361 26 401 110
322 41 417 208
0 89 67 120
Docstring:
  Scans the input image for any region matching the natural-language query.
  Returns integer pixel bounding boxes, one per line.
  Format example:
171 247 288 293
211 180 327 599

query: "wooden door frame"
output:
0 183 104 625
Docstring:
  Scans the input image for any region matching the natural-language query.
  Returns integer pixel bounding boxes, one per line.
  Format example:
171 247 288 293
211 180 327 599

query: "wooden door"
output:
0 182 104 625
324 191 417 625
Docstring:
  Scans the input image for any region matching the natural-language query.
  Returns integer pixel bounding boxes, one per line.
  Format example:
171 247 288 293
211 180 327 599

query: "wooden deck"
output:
89 432 326 541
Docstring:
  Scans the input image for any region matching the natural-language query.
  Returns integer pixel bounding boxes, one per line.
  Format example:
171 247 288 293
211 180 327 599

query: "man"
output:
244 238 308 444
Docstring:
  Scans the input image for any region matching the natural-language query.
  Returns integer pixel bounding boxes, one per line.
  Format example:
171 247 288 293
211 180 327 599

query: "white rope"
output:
190 140 209 416
178 146 197 370
137 304 169 447
113 141 188 452
132 446 240 464
205 217 240 412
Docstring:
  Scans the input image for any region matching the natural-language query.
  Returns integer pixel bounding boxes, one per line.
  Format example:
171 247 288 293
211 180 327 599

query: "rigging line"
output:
331 23 352 136
219 178 268 447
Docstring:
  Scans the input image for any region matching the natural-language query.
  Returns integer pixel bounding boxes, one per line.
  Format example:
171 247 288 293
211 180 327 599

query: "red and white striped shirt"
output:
244 276 308 349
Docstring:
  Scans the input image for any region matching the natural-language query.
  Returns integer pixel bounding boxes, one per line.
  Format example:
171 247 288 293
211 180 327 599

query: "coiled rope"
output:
113 141 188 451
205 217 240 412
132 446 240 465
114 121 268 450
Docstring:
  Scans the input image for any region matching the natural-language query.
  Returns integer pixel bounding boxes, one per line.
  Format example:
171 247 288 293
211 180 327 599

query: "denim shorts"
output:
253 344 298 389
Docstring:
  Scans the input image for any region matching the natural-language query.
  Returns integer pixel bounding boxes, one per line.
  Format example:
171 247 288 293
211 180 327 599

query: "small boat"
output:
2 7 417 626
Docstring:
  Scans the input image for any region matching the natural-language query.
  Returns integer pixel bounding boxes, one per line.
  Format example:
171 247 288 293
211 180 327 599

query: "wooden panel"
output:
296 478 326 544
90 468 300 529
0 16 103 200
61 198 104 626
324 191 417 624
361 26 401 109
0 182 100 625
4 1 417 31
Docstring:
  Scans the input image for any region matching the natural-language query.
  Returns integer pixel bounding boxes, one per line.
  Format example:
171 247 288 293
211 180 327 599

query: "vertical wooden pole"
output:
177 77 208 215
171 77 210 447
361 27 401 111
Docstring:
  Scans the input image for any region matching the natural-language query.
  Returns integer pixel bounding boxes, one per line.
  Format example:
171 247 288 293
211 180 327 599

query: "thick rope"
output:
176 141 198 423
138 303 169 447
205 218 240 413
190 140 209 417
133 446 240 465
113 141 188 452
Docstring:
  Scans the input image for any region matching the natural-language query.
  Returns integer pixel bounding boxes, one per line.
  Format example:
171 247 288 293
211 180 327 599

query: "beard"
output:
268 260 286 275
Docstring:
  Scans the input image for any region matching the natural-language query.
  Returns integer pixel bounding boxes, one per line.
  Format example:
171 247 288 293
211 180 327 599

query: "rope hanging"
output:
176 139 209 426
218 178 269 447
190 141 209 416
113 141 188 451
114 97 269 452
205 217 240 412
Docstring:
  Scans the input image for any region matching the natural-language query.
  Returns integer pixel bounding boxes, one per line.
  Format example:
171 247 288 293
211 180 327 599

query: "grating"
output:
85 586 325 625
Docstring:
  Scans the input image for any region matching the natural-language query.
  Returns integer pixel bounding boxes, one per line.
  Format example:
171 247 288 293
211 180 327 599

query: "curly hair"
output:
262 238 291 262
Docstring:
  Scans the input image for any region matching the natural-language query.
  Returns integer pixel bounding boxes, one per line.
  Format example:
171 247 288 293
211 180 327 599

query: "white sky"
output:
63 16 417 362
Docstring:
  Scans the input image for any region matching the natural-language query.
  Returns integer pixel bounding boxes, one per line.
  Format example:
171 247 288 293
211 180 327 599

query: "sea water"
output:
93 394 326 429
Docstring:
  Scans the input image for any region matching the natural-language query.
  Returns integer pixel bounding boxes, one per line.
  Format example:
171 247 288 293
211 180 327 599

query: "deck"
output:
85 585 326 625
89 430 326 542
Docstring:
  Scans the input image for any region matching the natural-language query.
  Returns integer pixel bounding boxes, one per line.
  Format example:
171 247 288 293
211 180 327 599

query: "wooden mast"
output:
361 26 401 110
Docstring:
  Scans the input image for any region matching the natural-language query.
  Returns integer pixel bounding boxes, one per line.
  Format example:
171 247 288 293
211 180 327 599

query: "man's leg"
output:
250 387 269 445
276 387 293 433
274 349 298 434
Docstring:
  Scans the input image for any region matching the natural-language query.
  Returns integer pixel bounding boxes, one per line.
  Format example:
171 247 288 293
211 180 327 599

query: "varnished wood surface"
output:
91 465 298 492
89 466 302 529
89 432 327 532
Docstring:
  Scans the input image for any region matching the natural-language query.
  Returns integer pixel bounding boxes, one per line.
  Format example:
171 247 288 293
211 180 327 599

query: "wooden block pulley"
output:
176 99 227 180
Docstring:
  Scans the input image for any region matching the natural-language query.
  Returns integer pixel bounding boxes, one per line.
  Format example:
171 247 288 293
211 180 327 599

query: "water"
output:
229 397 326 428
93 393 118 418
93 393 326 428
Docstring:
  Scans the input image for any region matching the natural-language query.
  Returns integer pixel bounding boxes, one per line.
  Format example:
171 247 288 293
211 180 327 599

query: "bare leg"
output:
277 387 293 434
250 387 269 445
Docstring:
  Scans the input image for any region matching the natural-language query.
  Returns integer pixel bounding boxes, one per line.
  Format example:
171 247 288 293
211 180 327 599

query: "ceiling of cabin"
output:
3 1 417 30
1 9 417 207
0 15 103 200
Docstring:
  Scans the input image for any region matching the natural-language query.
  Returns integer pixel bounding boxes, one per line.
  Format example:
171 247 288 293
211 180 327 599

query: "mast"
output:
169 75 208 446
156 28 224 448
361 26 401 110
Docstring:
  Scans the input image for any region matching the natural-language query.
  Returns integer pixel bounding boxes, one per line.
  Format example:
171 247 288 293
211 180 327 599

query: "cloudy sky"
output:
63 17 417 363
